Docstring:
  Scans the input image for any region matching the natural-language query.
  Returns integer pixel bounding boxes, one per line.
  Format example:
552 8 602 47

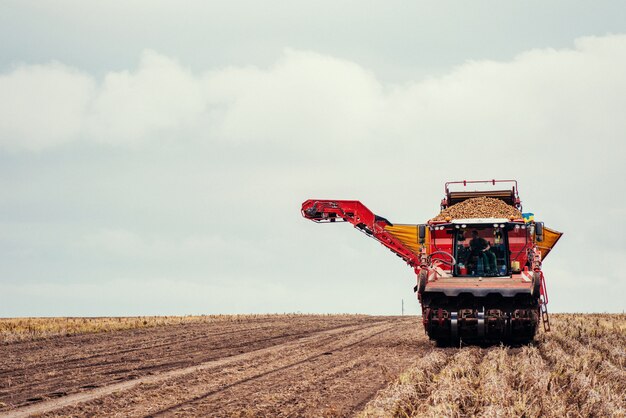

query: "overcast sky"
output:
1 1 625 316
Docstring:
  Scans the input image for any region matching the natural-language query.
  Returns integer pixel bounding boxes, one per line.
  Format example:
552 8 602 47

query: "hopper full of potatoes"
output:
431 196 522 221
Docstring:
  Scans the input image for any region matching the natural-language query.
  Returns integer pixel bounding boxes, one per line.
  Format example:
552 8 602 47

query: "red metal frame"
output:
444 179 519 194
443 179 521 210
301 199 422 268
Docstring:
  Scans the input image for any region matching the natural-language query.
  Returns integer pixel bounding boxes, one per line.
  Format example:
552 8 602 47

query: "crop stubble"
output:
359 313 626 418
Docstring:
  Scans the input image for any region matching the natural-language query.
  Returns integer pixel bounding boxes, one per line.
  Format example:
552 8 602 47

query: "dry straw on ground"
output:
0 314 358 344
359 313 626 418
0 316 231 343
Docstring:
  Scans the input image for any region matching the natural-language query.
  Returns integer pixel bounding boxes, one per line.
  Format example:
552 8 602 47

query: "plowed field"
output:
1 314 624 417
0 315 424 417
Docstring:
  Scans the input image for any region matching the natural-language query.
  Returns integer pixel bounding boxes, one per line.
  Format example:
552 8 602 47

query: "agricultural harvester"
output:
301 180 562 345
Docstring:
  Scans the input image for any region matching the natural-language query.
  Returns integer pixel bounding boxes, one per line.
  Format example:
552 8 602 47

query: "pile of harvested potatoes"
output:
432 197 522 221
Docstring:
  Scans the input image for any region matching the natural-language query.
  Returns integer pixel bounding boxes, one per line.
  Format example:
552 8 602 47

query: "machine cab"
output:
430 219 532 278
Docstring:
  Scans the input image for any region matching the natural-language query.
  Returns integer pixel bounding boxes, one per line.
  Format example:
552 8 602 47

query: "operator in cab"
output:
468 230 497 276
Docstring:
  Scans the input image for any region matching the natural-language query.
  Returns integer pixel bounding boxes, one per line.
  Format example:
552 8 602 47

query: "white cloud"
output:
1 35 625 153
86 50 206 145
205 49 384 144
0 62 94 151
1 34 626 314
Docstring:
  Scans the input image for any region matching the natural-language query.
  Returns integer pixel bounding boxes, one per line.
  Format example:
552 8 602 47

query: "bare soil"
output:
0 315 425 417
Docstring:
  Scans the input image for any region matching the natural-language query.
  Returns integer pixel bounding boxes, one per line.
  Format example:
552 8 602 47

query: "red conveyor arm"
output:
301 199 421 268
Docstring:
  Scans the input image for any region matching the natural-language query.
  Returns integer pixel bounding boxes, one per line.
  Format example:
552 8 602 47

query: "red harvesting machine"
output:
301 180 562 345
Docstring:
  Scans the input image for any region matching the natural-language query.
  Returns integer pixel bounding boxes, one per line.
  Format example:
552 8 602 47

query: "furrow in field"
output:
0 316 379 412
28 318 421 418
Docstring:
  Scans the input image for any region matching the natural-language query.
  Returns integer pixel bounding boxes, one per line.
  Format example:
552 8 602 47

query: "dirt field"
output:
0 314 624 417
0 315 422 417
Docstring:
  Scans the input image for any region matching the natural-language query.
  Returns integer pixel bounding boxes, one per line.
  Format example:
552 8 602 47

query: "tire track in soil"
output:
61 319 421 418
4 323 367 417
0 316 380 412
147 322 399 417
3 319 406 418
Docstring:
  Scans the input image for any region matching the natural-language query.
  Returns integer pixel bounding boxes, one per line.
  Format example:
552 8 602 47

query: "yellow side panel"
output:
537 226 563 260
384 224 428 256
